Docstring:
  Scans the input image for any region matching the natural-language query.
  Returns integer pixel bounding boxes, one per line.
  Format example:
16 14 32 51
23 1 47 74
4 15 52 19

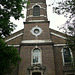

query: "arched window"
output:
62 48 73 65
33 6 40 16
33 48 41 64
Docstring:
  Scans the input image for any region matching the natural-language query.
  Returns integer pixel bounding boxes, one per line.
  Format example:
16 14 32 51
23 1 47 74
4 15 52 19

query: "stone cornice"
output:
21 40 53 45
23 21 50 24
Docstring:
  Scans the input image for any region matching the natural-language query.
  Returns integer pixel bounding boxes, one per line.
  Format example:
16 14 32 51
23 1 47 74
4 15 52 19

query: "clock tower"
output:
18 0 55 75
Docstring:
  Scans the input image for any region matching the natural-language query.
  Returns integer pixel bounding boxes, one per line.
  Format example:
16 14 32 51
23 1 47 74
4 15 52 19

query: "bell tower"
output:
26 0 47 22
18 0 55 75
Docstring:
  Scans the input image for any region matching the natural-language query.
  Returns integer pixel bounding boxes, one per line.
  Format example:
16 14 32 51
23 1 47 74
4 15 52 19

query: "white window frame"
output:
61 47 73 66
31 46 42 65
30 26 43 37
65 72 75 75
33 5 40 17
30 70 43 75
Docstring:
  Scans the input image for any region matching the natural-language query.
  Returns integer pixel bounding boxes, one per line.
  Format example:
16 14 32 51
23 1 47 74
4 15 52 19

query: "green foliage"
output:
53 0 75 15
67 36 75 51
0 39 21 75
0 0 28 38
53 0 75 51
0 0 29 74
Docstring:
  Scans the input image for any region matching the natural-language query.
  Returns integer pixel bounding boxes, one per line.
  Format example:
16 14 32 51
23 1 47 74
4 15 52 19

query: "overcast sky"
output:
10 0 68 33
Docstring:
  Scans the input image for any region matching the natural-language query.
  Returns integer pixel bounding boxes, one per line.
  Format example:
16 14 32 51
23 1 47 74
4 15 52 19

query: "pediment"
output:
27 64 46 70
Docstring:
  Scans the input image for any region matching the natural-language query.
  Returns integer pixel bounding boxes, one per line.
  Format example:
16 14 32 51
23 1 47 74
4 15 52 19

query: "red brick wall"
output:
23 22 50 40
18 45 55 75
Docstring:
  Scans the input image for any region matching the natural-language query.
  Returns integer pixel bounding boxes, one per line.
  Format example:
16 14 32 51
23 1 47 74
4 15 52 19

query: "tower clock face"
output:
30 26 43 36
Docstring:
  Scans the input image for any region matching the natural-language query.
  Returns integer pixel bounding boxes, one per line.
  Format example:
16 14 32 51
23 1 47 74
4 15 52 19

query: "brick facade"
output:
5 0 75 75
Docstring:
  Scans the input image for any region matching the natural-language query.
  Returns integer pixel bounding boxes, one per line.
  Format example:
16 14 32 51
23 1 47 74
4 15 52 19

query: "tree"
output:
0 39 21 75
0 0 29 38
53 0 75 68
0 0 29 75
53 0 75 50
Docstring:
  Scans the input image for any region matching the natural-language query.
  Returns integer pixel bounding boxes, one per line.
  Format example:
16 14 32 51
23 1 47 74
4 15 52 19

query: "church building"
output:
5 0 75 75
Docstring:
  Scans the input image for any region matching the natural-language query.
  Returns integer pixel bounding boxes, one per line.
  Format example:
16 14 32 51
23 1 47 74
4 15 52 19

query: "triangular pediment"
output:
5 28 66 45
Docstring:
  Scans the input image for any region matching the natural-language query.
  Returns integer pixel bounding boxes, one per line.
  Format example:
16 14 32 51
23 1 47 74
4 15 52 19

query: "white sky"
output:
10 0 68 33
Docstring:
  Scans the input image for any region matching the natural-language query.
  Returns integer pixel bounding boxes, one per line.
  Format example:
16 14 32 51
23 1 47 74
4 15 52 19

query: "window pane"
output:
63 48 72 63
32 72 41 75
33 48 41 64
33 6 40 16
67 74 74 75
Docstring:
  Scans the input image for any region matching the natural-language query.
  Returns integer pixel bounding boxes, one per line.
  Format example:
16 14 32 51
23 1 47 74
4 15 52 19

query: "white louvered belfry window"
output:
33 6 40 16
